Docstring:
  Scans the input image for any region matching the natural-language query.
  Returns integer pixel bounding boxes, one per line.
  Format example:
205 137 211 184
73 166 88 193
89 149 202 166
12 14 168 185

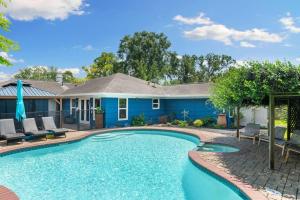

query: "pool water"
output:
0 130 248 200
196 143 240 153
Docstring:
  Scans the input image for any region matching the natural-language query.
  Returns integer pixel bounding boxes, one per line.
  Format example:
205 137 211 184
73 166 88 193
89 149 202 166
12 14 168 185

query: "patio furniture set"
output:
0 116 68 145
239 123 300 162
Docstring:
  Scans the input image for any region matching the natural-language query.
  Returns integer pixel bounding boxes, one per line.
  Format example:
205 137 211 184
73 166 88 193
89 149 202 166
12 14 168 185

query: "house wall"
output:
101 97 219 128
164 99 219 121
102 98 166 128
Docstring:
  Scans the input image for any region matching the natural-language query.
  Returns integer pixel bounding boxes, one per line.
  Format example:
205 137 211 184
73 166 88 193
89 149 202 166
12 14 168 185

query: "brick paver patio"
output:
195 128 300 200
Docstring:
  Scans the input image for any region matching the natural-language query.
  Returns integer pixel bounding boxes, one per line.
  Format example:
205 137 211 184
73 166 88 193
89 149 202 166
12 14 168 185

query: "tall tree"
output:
83 52 118 79
14 66 76 83
0 0 19 66
117 31 171 83
177 55 198 83
198 53 236 82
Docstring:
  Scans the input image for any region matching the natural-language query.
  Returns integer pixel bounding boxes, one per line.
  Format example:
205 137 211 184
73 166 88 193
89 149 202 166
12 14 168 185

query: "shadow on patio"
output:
197 130 300 200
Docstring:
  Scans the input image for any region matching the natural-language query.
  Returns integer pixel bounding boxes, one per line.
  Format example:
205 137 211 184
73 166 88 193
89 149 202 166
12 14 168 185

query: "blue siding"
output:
164 99 218 120
102 98 166 128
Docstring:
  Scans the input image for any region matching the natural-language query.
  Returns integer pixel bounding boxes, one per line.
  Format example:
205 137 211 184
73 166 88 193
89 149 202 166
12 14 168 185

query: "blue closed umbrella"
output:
15 80 26 122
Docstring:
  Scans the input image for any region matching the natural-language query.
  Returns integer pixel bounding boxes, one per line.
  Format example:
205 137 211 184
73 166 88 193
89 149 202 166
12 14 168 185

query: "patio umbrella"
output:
15 80 26 122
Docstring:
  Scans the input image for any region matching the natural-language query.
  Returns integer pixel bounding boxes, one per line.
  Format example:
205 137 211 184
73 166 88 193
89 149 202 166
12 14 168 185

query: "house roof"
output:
0 82 56 97
61 73 211 98
0 79 74 96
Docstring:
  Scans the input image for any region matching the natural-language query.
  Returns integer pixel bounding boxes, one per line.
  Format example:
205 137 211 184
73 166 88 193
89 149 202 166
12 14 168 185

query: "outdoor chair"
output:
239 123 260 144
22 118 49 140
258 126 287 156
285 130 300 163
0 119 25 144
42 117 68 137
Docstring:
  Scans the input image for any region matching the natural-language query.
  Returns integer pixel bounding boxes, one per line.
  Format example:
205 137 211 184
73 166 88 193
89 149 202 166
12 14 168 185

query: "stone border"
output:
0 127 267 200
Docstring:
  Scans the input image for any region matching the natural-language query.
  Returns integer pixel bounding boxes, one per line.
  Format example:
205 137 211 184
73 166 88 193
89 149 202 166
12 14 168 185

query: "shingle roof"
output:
61 73 211 98
0 79 74 95
0 83 55 97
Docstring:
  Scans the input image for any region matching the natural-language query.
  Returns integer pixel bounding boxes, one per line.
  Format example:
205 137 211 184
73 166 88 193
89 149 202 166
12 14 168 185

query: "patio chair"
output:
239 123 260 144
22 118 49 140
258 126 287 156
284 130 300 163
0 119 25 144
42 117 68 138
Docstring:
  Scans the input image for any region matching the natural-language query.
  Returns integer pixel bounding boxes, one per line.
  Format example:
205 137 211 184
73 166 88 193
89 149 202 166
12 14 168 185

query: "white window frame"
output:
70 98 77 115
118 98 128 120
93 98 102 120
152 98 160 110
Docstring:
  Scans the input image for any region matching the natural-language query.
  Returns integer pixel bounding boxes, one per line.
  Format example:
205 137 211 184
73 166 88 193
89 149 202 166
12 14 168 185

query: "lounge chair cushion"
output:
0 119 16 135
3 133 25 140
42 117 58 130
23 118 39 133
49 128 68 134
275 127 286 140
27 130 49 136
290 132 300 146
241 123 260 136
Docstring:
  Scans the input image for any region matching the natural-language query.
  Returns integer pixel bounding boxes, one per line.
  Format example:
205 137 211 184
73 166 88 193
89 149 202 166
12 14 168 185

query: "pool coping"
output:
0 126 267 200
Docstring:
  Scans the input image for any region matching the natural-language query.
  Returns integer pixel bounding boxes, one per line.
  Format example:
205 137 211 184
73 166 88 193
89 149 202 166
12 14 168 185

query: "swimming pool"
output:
0 130 248 200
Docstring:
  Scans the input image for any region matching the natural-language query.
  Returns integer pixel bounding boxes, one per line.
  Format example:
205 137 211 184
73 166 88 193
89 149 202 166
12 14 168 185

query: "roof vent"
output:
56 72 63 86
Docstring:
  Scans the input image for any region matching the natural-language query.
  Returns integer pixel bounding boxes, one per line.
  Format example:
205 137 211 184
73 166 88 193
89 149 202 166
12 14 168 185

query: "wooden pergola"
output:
269 92 300 169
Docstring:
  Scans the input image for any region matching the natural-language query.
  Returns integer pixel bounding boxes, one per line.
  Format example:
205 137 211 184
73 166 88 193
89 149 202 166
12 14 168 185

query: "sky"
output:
0 0 300 79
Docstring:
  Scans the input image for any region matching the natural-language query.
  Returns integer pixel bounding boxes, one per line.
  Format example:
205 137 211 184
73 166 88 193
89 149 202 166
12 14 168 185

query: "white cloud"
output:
173 13 213 25
0 71 12 79
0 52 24 65
240 41 256 48
82 44 96 51
183 24 283 45
1 0 86 21
296 57 300 62
58 68 80 75
279 13 300 33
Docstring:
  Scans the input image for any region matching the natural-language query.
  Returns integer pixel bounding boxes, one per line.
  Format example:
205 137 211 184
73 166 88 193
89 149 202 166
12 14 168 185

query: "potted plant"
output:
95 107 104 129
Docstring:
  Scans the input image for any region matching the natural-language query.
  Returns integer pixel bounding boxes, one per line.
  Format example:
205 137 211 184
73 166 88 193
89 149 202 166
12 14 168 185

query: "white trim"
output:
118 98 128 121
152 98 160 109
61 92 209 99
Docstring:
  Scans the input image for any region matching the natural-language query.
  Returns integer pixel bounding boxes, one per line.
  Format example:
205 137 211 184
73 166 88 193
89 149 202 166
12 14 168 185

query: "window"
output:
70 99 77 116
118 98 128 120
152 99 160 109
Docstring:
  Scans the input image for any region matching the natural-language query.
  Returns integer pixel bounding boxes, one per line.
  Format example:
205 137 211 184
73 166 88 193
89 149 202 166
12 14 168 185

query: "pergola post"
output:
236 106 240 138
269 94 275 170
287 98 291 140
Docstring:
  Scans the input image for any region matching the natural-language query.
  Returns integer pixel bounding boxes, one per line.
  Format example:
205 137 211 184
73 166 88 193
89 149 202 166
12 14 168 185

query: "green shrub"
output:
193 119 204 127
171 119 180 125
178 120 188 128
202 117 216 127
131 114 145 126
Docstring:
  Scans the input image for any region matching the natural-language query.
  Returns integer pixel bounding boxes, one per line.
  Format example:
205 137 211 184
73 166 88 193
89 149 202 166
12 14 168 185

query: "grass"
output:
275 119 288 140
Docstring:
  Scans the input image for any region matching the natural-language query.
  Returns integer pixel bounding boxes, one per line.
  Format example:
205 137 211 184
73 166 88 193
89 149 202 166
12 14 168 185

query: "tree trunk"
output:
236 106 240 138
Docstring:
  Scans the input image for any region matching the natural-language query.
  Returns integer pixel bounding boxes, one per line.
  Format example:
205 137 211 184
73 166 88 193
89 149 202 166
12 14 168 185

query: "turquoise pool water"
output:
197 143 240 153
0 130 248 200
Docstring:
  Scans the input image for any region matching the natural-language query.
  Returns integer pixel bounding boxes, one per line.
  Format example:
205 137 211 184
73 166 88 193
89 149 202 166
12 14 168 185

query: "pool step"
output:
91 133 134 142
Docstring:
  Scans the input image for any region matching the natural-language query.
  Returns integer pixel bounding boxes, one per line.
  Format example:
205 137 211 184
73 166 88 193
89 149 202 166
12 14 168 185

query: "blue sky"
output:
0 0 300 79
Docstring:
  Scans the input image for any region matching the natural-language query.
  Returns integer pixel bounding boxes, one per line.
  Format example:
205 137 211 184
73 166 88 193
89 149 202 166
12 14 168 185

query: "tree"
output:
198 53 236 82
177 55 198 83
210 60 300 137
83 52 118 79
117 31 171 83
14 66 77 83
0 0 19 66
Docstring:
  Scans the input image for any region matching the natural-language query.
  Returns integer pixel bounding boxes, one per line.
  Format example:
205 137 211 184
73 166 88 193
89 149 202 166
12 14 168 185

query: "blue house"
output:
61 73 219 128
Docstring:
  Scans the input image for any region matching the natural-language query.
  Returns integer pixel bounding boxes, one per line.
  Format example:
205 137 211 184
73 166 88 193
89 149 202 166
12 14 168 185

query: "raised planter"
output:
217 114 227 128
95 113 104 129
